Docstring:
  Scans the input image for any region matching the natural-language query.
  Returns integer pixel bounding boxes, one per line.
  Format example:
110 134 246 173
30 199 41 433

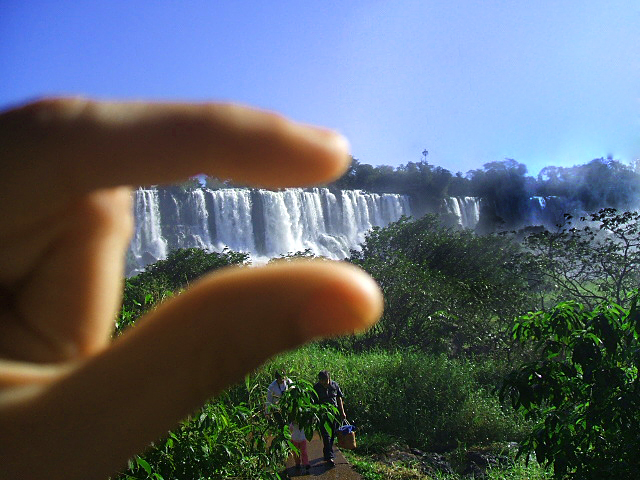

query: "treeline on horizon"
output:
330 155 640 223
197 155 640 231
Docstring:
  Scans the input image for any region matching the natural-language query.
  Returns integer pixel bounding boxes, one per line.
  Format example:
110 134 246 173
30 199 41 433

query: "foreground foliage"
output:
347 214 537 358
262 346 527 452
116 248 248 334
500 295 640 478
116 379 335 480
118 400 284 480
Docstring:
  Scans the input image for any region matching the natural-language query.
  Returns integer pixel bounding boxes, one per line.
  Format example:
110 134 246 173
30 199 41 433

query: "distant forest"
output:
330 156 640 227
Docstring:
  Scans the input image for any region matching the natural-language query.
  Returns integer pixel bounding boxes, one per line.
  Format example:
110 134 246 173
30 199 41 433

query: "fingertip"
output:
295 261 383 339
324 132 352 183
296 126 351 183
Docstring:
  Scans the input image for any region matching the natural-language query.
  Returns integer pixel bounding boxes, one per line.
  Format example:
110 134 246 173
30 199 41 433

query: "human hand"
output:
0 98 383 480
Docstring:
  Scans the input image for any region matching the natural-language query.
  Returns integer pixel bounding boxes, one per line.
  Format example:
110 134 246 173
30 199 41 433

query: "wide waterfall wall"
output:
127 187 411 275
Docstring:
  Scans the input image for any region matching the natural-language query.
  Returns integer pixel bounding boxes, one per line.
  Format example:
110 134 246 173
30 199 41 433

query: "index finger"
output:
0 97 351 200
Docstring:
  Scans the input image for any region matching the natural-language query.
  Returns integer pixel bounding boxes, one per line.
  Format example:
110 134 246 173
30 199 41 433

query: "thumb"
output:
2 260 382 480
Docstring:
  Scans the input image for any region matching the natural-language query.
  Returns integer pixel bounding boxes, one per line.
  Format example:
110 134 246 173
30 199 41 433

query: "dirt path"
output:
281 433 362 479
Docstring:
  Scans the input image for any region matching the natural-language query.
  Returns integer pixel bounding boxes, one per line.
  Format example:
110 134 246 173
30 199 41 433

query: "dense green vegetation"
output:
114 205 640 478
343 214 536 358
116 376 336 480
117 248 249 334
500 297 640 478
522 208 640 310
262 347 526 450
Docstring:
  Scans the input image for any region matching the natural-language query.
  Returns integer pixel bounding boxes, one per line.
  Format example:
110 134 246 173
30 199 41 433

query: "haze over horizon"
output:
2 1 639 177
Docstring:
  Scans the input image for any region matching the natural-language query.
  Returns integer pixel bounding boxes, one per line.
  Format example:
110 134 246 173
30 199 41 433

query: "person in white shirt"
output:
266 370 292 414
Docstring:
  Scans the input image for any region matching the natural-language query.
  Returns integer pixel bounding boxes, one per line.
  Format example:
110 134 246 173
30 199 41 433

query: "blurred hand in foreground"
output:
0 98 383 480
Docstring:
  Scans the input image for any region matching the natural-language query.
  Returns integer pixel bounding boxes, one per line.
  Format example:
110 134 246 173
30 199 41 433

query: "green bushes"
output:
117 248 248 334
500 295 640 478
258 346 528 451
116 378 333 480
116 400 285 479
347 214 538 357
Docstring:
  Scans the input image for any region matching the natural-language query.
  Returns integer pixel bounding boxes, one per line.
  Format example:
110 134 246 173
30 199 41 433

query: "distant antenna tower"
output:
422 149 429 161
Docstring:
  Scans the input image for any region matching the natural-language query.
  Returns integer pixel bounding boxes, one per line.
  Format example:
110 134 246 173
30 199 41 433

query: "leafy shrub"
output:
116 379 330 480
347 214 537 357
523 209 640 310
116 247 248 334
500 295 640 478
117 401 282 480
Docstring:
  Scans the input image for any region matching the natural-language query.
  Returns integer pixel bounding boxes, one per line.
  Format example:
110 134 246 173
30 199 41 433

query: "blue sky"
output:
1 1 639 176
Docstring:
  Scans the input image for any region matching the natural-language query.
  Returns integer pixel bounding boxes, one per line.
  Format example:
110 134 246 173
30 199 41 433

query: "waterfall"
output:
443 197 481 229
442 195 580 230
127 187 411 275
130 189 168 267
210 189 255 252
526 195 570 226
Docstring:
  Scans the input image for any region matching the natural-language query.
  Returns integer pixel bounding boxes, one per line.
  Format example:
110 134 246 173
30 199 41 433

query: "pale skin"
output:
0 98 384 480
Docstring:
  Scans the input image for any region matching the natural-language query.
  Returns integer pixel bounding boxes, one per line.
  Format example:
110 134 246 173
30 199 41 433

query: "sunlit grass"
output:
343 448 552 480
255 344 529 451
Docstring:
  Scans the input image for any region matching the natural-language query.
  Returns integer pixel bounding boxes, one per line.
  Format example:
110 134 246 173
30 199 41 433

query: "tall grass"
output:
242 345 528 451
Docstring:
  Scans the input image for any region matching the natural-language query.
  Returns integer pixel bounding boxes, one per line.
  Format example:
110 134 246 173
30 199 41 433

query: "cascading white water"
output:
190 188 212 249
127 187 411 274
130 189 168 266
443 197 481 229
531 196 547 210
261 189 299 256
211 188 255 252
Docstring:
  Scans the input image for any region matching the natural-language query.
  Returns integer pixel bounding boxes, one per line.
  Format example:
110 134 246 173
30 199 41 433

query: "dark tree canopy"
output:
329 155 640 231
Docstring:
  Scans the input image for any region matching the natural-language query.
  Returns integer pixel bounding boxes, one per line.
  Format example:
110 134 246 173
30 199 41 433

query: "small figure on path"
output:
290 421 311 472
314 370 346 466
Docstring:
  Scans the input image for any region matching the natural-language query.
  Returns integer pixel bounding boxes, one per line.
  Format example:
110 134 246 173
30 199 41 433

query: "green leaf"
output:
135 456 152 475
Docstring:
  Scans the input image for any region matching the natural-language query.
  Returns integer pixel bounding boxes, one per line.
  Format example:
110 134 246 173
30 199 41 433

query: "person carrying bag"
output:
314 370 346 466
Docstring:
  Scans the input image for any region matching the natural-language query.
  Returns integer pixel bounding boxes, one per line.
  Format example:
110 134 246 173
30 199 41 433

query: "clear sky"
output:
1 1 639 176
